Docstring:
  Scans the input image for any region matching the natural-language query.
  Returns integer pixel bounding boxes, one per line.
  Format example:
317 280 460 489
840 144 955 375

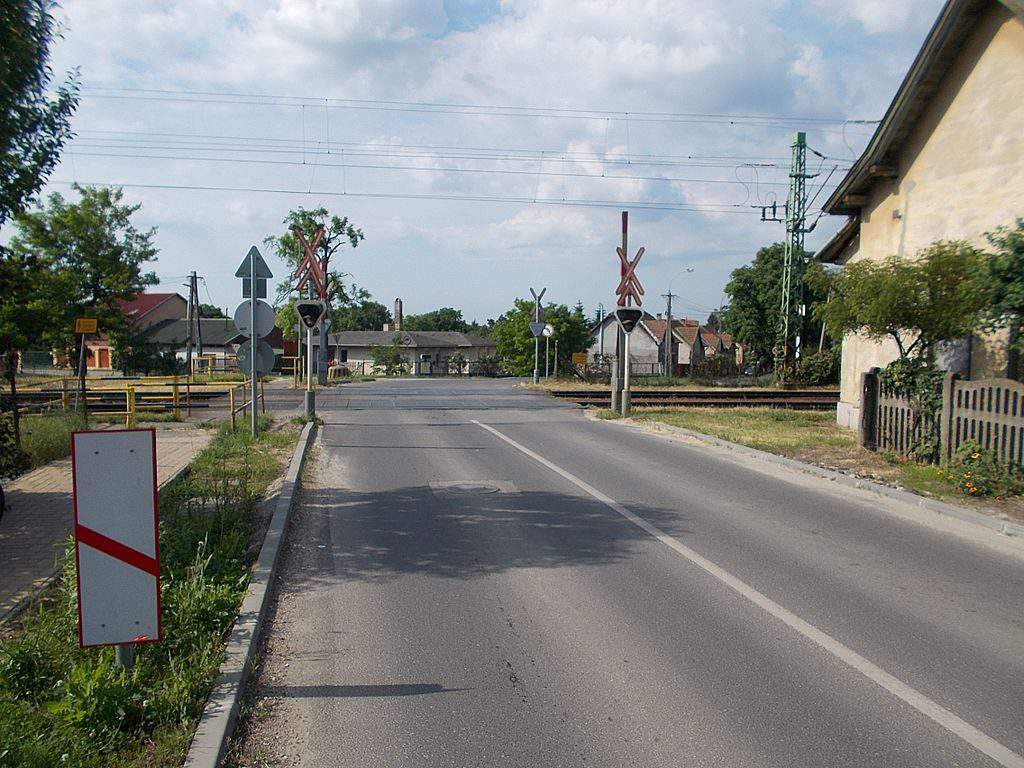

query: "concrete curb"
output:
587 411 1024 541
183 421 316 768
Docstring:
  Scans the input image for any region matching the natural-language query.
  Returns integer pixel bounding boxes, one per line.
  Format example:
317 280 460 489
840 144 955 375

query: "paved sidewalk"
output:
0 425 213 622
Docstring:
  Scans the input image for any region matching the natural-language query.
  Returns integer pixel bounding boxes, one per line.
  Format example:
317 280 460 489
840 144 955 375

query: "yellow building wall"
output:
837 5 1024 427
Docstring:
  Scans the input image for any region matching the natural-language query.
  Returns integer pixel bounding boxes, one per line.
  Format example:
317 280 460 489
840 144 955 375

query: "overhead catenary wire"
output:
80 86 881 129
64 148 844 190
47 179 761 214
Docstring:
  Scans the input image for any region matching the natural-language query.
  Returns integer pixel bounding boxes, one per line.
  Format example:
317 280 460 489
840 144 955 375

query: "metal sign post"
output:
234 246 274 436
73 318 97 425
296 299 326 417
543 324 553 378
529 287 546 384
611 211 645 416
72 429 161 661
614 308 644 416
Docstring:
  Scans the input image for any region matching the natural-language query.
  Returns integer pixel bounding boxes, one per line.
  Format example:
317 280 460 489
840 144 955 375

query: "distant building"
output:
143 317 285 370
86 292 188 370
587 312 742 374
817 0 1024 427
318 330 497 375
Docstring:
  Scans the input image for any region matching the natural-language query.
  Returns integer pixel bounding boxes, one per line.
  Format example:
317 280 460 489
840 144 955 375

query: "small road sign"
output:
237 339 276 376
74 317 98 334
293 227 327 298
296 299 327 329
614 307 644 334
233 299 276 338
72 429 160 648
542 324 554 337
572 352 588 366
529 322 547 337
235 246 273 279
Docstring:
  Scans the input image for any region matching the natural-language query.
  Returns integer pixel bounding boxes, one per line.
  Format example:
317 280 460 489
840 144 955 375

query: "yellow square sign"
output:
74 317 98 334
572 352 588 366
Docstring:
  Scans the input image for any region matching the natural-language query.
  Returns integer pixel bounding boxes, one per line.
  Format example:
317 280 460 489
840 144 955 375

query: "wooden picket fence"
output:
861 370 1024 471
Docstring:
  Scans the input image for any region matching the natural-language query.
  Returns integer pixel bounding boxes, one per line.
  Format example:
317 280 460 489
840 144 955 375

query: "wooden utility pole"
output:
661 290 678 377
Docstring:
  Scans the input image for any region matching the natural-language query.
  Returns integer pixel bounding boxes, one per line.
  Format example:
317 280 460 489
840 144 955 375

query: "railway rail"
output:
549 388 839 410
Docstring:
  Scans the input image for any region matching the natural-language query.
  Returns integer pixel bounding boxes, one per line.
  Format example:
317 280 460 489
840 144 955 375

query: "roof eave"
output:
824 0 986 214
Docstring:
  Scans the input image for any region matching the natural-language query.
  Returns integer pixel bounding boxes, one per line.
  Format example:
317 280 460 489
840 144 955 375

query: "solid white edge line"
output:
472 419 1024 768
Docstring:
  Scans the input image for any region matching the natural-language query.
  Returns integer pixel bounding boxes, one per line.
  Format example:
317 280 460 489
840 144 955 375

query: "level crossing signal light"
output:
296 299 326 329
614 307 643 334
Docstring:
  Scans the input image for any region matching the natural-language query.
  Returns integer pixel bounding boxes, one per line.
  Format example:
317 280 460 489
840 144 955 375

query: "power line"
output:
76 128 812 166
81 86 880 128
65 148 843 190
48 179 759 214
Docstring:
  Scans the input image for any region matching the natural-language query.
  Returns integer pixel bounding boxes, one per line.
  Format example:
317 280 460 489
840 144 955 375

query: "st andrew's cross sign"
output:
293 227 327 299
615 245 645 307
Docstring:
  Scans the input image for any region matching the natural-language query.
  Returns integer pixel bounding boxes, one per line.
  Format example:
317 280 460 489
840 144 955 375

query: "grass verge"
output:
20 413 87 469
601 407 1023 519
0 417 300 768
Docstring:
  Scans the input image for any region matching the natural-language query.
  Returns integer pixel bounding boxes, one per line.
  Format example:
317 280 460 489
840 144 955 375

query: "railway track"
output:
549 388 839 410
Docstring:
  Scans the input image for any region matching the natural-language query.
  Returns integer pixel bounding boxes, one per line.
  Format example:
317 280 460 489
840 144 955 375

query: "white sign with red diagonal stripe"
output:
72 429 161 648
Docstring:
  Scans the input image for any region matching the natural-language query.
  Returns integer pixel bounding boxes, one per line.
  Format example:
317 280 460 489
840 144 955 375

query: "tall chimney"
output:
394 298 403 331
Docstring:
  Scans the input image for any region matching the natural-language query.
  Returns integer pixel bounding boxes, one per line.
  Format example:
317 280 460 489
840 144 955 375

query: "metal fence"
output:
861 370 1024 470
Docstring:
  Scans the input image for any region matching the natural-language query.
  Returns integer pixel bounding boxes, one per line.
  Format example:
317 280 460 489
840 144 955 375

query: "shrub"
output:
945 441 1022 498
796 348 839 386
0 414 30 479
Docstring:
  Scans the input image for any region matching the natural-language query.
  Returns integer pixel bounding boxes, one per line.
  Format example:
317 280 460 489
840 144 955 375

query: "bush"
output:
0 414 30 479
944 441 1022 498
796 348 839 386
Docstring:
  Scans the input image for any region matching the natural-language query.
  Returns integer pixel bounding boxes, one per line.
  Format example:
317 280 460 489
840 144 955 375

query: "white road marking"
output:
473 419 1024 768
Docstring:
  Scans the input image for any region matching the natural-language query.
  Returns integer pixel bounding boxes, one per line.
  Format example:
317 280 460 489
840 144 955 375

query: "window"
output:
338 349 348 362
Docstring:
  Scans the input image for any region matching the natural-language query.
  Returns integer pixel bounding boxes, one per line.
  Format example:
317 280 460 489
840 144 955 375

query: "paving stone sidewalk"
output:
0 425 214 623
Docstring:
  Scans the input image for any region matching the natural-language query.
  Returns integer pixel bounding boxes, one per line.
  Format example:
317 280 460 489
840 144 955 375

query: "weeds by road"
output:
599 407 1023 520
0 417 299 768
20 413 86 469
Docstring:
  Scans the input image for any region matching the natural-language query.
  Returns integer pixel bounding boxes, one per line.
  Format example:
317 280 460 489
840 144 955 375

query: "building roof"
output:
117 293 185 325
816 215 861 264
325 330 496 349
643 318 701 345
824 0 1021 215
145 317 241 347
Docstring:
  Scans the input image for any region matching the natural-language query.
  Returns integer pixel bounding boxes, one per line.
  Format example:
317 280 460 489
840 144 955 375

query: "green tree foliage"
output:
815 241 987 362
979 220 1024 370
10 185 159 366
370 335 408 376
404 307 470 333
721 243 821 372
0 0 79 441
334 300 391 331
265 206 363 306
0 0 79 229
492 299 589 376
198 303 225 318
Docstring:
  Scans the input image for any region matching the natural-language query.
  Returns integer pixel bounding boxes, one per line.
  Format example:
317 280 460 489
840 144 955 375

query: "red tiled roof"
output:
117 293 182 324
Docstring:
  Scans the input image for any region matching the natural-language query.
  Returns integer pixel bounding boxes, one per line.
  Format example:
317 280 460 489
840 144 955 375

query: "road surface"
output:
235 378 1024 768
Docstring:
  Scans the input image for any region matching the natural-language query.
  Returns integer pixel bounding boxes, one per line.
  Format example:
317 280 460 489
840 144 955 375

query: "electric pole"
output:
661 289 677 377
776 131 811 380
184 271 200 376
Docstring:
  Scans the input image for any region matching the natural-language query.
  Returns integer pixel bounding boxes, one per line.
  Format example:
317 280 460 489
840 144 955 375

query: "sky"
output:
28 0 946 324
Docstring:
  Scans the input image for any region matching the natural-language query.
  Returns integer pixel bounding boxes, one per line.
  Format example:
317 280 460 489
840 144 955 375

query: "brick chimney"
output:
394 298 403 331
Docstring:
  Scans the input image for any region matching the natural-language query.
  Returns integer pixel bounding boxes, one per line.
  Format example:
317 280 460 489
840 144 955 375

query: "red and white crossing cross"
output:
71 429 161 648
615 245 645 306
292 226 327 299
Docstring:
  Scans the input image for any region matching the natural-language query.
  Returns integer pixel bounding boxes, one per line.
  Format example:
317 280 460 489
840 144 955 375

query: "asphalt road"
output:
236 378 1024 768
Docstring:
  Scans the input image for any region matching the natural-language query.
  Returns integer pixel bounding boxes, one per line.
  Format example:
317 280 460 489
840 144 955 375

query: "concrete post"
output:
939 371 957 465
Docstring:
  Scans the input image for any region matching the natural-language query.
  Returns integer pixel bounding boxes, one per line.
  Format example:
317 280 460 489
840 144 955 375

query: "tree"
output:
198 303 226 318
404 307 470 333
492 299 589 376
979 220 1024 378
370 335 408 376
10 185 159 378
1 0 79 230
721 242 821 372
0 0 79 441
334 300 391 331
265 206 363 304
816 241 987 363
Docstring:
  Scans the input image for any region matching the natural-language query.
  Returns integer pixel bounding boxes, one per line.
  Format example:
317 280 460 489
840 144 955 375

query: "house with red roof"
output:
86 292 188 370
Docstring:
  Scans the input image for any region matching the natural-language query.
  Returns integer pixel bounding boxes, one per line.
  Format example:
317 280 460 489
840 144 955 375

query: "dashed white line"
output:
473 419 1024 768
